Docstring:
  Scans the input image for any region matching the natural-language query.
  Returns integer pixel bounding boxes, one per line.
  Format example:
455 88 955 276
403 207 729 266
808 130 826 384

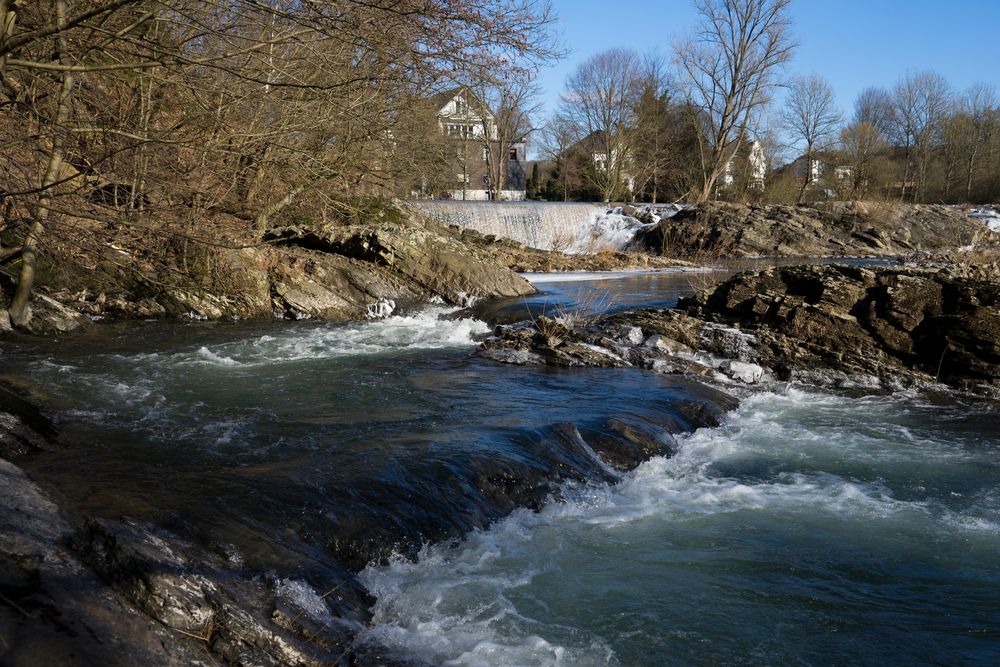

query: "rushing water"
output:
3 270 999 665
361 389 1000 665
411 201 660 252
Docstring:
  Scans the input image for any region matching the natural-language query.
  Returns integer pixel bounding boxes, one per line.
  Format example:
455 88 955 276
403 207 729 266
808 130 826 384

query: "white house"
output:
720 139 767 190
432 88 526 201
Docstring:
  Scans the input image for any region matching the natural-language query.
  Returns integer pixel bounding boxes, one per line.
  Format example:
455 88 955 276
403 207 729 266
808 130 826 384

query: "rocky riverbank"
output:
1 203 691 336
637 201 999 258
1 210 539 335
3 260 998 664
6 200 997 336
483 264 1000 397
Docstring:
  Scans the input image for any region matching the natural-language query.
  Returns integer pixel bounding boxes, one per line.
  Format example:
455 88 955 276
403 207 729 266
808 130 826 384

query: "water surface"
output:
2 269 997 665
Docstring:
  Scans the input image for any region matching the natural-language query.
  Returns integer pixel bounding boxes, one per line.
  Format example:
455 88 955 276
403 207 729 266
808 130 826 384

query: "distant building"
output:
567 131 637 200
719 138 767 191
430 87 526 200
783 151 853 197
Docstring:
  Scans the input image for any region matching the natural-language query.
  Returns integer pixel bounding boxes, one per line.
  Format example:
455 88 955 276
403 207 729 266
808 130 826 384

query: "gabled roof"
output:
428 86 463 112
429 85 490 119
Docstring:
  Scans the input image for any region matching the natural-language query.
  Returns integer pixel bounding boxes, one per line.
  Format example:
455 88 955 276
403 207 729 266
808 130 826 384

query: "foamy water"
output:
412 201 668 252
360 389 1000 665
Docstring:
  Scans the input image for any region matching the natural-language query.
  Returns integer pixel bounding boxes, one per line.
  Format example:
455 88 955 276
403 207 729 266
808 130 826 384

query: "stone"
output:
680 264 1000 395
719 360 765 384
637 201 997 258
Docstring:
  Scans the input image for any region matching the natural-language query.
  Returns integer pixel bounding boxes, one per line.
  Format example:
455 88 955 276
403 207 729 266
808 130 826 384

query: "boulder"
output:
266 218 535 309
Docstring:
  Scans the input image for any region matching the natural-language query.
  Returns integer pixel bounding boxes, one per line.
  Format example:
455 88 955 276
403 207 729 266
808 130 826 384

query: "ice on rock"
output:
366 297 396 319
720 359 765 384
624 326 645 345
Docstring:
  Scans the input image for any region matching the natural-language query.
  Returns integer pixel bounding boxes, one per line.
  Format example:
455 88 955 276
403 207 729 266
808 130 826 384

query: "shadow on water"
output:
472 256 898 325
4 314 731 574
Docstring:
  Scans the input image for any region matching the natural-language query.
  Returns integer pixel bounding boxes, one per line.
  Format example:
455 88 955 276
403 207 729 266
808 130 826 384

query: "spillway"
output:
409 201 660 253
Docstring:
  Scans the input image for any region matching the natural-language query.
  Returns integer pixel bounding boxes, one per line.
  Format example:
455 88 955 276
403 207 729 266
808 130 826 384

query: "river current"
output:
3 269 999 665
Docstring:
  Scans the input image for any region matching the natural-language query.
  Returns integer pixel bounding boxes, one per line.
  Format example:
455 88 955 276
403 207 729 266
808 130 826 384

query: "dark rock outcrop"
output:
680 264 1000 394
482 264 1000 396
0 459 207 666
638 202 998 258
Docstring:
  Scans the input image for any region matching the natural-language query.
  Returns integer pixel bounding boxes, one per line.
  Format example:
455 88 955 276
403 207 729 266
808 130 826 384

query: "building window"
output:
509 148 518 161
483 148 488 162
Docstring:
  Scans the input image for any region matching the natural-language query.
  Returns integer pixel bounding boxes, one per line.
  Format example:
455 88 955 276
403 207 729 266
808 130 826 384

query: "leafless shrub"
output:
947 248 1000 282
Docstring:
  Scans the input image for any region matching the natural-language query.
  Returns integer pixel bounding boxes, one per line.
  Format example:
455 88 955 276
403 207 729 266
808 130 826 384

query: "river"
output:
3 267 999 665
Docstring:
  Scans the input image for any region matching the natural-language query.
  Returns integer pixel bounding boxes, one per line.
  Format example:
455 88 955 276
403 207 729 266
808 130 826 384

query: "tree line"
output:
526 1 1000 207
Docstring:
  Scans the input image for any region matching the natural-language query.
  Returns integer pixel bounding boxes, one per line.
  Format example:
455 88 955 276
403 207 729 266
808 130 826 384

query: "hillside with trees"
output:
0 0 559 330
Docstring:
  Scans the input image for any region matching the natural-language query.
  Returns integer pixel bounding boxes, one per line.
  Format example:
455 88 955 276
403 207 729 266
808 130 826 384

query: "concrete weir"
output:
410 201 608 251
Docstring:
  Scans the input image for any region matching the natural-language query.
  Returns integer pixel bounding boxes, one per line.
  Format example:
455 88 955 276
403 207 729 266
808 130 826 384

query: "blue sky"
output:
537 0 1000 121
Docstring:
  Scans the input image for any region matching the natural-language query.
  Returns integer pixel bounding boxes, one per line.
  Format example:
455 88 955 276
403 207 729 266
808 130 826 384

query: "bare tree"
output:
0 0 562 327
781 74 842 202
6 0 74 328
839 121 886 199
469 74 538 200
892 70 951 202
853 87 896 138
538 110 582 201
561 48 644 202
950 83 998 201
675 0 794 204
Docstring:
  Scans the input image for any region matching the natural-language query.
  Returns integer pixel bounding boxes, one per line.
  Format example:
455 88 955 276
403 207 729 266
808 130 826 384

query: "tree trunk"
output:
9 0 72 328
0 0 15 77
797 145 812 204
900 148 911 202
965 148 978 202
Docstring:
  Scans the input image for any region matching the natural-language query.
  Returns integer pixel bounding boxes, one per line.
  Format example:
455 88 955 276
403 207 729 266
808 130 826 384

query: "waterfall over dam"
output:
410 201 659 253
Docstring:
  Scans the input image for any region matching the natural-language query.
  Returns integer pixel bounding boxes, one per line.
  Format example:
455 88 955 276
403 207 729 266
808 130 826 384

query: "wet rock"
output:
579 417 679 471
0 383 57 459
0 459 205 666
78 518 369 665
